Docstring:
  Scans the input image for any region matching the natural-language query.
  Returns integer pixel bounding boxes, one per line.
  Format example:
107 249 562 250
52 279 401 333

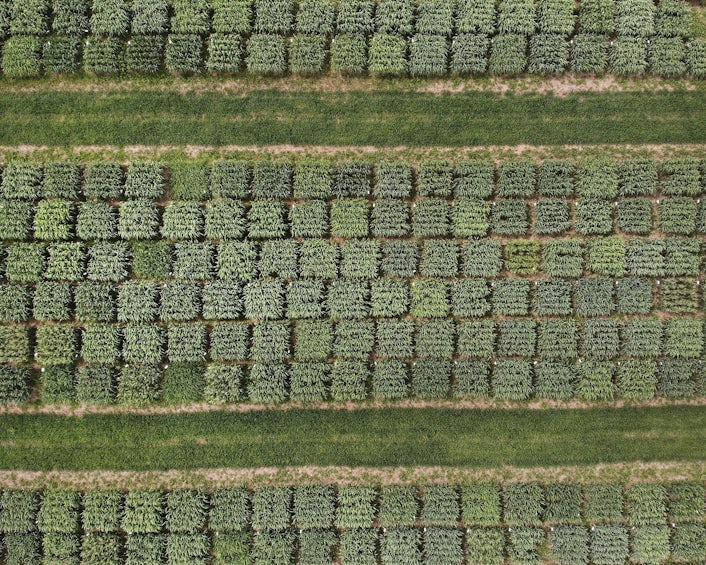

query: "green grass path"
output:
1 406 704 470
1 88 705 146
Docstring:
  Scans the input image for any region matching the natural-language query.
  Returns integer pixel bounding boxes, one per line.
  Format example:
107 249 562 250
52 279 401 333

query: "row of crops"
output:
2 272 705 317
7 198 706 238
2 159 705 200
1 0 704 77
4 30 706 77
4 2 704 565
2 158 706 404
0 482 704 564
0 237 705 278
2 354 705 404
3 0 696 38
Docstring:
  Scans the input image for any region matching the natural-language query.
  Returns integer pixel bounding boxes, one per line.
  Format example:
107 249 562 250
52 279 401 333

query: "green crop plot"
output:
0 0 704 78
2 158 706 407
0 4 705 562
0 481 704 565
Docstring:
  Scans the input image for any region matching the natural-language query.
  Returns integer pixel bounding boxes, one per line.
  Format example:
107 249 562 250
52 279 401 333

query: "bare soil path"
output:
1 143 704 164
0 75 700 96
2 397 706 417
1 462 703 490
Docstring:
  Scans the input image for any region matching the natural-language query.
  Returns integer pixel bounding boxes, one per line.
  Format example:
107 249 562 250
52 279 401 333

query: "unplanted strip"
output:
1 143 706 164
1 397 706 417
1 462 704 490
0 75 700 96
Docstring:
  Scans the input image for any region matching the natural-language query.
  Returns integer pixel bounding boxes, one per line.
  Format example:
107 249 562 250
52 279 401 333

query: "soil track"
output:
1 462 703 490
0 75 701 97
0 143 704 164
2 397 706 417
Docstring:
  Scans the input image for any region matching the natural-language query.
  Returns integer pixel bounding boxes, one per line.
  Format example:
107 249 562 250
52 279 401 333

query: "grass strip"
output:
0 89 705 147
1 406 704 471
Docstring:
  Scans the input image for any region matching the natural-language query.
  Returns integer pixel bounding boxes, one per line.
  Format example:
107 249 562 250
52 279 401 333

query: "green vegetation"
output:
0 88 705 146
0 5 705 553
0 406 704 470
0 0 703 78
3 157 706 405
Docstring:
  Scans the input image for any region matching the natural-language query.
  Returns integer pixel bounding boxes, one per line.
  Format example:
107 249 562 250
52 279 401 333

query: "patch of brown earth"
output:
1 397 705 417
1 75 701 96
1 462 704 490
1 143 705 164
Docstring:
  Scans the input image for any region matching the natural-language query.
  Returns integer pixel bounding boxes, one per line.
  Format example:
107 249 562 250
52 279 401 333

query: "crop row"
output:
2 0 704 78
3 275 706 324
2 355 705 404
0 482 704 564
7 196 706 241
5 311 706 357
1 0 696 39
2 159 706 201
4 31 706 77
1 236 705 281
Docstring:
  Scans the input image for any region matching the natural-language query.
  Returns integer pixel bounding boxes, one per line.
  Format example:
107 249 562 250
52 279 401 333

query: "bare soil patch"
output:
1 397 705 417
1 462 704 490
1 143 705 165
417 75 700 96
0 75 701 97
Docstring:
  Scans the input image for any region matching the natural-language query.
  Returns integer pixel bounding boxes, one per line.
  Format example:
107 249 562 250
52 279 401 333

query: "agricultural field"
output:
0 481 705 564
0 0 703 77
3 158 706 406
1 0 706 564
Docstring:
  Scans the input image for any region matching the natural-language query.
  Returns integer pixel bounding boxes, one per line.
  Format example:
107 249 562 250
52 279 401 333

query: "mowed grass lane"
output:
0 88 705 146
1 406 704 470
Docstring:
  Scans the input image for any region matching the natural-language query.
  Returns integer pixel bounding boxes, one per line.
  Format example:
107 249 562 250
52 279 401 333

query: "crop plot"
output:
0 481 705 564
0 0 704 77
2 158 706 408
0 1 705 563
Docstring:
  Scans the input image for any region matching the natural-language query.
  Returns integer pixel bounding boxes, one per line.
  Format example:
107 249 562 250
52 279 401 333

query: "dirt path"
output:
2 397 705 417
1 143 705 164
0 462 703 490
0 75 701 97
